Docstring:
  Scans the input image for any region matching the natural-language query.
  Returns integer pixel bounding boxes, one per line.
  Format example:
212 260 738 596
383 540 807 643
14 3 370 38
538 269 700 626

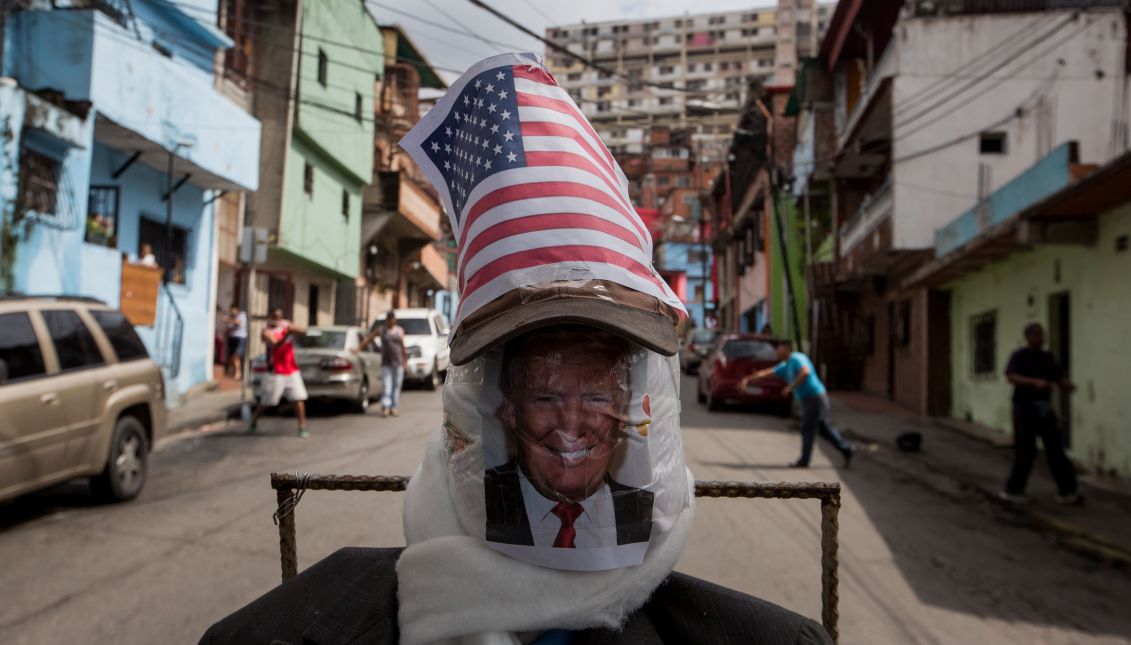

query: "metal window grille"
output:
18 147 61 216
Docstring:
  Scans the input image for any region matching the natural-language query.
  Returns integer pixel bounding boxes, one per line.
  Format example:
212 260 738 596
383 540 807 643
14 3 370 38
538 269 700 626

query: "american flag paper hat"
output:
400 53 687 365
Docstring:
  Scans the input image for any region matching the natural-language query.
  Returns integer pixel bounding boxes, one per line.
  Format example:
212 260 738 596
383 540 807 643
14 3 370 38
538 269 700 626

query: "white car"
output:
370 308 451 390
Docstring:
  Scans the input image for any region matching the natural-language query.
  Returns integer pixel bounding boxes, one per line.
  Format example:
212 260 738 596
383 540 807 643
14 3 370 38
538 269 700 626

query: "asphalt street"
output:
1 377 1129 644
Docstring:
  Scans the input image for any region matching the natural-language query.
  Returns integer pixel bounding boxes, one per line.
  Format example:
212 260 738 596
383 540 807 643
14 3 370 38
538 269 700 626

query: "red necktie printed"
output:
551 502 584 548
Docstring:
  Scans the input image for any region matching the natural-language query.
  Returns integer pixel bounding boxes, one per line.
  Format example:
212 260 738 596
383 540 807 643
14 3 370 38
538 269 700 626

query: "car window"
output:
0 312 47 384
722 339 778 361
296 329 347 350
42 309 105 371
90 310 149 361
394 318 432 336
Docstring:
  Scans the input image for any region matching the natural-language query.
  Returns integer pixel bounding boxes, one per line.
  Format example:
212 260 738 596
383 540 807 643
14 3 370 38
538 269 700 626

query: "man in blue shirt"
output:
740 341 855 468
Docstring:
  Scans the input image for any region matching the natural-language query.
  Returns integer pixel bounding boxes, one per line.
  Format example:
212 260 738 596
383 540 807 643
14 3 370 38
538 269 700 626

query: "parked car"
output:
0 296 166 503
368 308 451 390
679 328 720 374
250 326 381 413
697 334 790 414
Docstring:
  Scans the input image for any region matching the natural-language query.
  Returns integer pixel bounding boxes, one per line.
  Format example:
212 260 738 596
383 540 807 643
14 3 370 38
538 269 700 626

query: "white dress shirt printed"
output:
517 465 618 548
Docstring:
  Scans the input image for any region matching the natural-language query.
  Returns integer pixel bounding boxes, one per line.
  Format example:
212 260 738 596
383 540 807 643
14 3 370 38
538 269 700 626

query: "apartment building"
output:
544 6 832 165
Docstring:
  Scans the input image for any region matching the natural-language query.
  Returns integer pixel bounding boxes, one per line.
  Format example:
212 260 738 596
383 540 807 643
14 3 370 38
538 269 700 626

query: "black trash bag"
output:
896 432 922 452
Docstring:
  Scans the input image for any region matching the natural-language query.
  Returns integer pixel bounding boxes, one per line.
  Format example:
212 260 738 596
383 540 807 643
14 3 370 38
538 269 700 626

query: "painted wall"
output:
10 10 259 190
949 204 1131 476
892 10 1125 250
769 199 808 341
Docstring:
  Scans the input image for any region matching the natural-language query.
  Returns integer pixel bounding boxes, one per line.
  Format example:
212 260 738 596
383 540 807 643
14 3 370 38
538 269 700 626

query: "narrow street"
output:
1 380 1129 645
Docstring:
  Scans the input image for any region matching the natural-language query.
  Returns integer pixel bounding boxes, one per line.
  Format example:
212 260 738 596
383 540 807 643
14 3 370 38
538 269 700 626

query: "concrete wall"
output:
892 10 1126 250
949 205 1131 476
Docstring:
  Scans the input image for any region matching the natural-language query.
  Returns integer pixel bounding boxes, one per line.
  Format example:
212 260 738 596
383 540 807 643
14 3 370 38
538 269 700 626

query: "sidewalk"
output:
829 391 1131 567
164 380 245 441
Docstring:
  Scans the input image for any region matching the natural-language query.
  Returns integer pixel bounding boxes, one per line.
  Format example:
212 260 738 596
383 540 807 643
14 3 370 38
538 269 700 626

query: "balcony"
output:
837 40 897 153
11 9 259 191
839 176 892 257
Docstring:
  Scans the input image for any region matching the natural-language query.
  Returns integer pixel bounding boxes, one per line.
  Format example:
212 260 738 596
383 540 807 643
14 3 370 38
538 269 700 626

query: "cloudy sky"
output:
367 0 781 86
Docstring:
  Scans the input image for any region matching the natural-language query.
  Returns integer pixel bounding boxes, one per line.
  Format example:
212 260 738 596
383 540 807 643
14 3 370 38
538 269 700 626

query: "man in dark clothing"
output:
1000 323 1080 505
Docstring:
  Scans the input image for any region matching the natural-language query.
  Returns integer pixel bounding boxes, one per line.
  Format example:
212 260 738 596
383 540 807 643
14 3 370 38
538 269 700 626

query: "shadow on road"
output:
678 375 1131 640
0 481 111 532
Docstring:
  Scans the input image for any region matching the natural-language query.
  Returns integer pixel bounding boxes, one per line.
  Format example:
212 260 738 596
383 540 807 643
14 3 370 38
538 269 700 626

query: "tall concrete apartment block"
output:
544 6 832 165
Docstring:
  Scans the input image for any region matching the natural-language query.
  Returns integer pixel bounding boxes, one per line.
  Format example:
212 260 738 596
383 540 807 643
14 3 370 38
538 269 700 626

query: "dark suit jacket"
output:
200 547 833 645
484 460 654 546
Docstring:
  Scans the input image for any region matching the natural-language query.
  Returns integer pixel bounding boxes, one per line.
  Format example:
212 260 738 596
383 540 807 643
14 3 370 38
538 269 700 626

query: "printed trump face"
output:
499 329 629 502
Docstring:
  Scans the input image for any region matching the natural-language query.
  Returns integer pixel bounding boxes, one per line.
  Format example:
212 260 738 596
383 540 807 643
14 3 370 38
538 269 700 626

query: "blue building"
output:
658 241 714 329
1 0 260 401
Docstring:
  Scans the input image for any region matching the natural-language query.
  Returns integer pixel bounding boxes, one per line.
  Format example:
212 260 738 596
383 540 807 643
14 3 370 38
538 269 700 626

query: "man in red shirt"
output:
249 309 309 437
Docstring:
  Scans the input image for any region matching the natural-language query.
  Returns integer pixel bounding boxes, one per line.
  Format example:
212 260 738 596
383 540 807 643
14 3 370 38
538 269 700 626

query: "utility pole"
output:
757 99 803 349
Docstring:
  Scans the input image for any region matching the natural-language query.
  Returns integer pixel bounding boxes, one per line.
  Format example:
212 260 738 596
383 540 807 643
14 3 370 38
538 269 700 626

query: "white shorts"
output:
261 372 308 406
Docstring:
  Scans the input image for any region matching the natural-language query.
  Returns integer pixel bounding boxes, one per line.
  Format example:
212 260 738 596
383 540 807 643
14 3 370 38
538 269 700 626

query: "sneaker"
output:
298 428 310 438
390 408 399 417
788 460 810 468
997 491 1031 504
382 408 390 418
841 445 855 469
247 423 257 435
1055 493 1084 506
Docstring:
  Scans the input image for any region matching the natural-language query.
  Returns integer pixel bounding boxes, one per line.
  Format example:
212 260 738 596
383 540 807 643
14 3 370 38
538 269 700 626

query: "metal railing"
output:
269 473 843 642
156 283 183 380
839 176 893 254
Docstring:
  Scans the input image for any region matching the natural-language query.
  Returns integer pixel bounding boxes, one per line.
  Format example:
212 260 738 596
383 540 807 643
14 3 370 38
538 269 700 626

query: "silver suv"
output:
0 296 166 503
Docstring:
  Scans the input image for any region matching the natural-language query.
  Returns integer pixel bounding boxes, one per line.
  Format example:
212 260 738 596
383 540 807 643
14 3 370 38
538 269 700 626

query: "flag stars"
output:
463 95 470 106
496 71 505 81
480 118 488 128
498 89 509 100
474 79 482 89
490 123 500 134
488 103 497 114
444 143 452 153
484 160 492 170
430 142 440 152
481 139 488 149
445 126 452 137
503 130 515 142
500 109 512 121
507 151 518 163
493 144 502 155
443 160 450 170
486 83 495 93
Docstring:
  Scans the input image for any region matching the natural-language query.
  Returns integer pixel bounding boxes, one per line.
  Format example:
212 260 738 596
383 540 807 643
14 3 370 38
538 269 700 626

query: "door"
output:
1048 292 1071 447
886 301 897 400
40 309 116 467
308 284 320 327
0 311 68 499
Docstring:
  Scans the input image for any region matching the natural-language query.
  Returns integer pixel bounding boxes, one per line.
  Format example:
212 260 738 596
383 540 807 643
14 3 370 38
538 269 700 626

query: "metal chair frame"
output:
270 473 842 641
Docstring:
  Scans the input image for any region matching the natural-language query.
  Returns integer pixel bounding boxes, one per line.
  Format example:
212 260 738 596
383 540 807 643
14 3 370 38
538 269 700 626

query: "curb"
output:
846 426 1131 568
162 403 244 442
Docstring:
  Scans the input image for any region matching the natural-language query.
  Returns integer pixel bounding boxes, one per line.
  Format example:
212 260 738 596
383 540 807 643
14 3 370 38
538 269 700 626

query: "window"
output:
222 0 256 84
658 97 673 106
703 62 713 72
0 313 46 384
677 176 691 187
979 132 1007 155
694 284 705 303
86 186 119 248
341 189 350 220
303 162 314 198
90 310 149 361
567 73 581 82
354 92 363 123
659 65 674 75
657 175 670 185
42 309 104 372
971 310 997 376
139 217 189 285
688 248 707 264
18 146 60 215
267 275 293 319
597 101 610 112
317 48 328 87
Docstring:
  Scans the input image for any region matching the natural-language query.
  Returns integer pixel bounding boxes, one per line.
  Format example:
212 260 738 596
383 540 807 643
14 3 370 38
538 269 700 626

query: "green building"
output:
913 146 1131 477
242 0 383 333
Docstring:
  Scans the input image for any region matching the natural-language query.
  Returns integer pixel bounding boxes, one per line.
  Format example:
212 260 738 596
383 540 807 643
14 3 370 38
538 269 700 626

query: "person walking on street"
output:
358 311 408 417
248 309 309 437
225 304 248 380
999 323 1081 505
740 341 855 468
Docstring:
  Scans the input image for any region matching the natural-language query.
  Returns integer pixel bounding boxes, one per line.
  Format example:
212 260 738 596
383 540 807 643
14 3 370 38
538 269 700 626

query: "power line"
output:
894 13 1086 134
519 0 560 26
463 0 698 94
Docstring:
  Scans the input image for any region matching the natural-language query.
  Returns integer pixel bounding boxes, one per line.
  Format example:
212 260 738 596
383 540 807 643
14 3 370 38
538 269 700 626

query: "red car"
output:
697 334 790 414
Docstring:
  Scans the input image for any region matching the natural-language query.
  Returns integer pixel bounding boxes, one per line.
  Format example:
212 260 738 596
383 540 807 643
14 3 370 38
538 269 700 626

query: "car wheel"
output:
424 362 440 391
706 389 722 412
92 416 149 502
354 378 370 414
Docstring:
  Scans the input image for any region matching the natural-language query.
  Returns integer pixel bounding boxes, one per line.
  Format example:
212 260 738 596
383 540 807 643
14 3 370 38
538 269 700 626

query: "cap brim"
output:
449 297 678 366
